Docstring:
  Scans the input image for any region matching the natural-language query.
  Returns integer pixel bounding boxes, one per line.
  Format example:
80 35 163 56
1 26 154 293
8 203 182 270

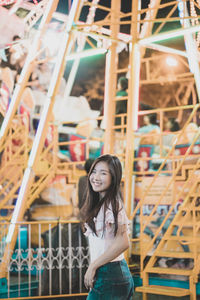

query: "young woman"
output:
80 154 134 299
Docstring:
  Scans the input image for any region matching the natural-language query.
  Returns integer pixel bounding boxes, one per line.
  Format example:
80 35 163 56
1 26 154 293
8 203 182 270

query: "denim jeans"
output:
87 259 134 300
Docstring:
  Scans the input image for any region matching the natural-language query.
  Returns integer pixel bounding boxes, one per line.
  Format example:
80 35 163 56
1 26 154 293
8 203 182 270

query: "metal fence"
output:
0 221 89 299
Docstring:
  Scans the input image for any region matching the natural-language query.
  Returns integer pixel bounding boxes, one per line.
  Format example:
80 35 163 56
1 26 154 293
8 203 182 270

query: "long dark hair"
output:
79 154 123 236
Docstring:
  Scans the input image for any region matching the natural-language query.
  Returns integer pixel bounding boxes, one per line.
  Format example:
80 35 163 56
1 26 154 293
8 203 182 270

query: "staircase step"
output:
147 267 192 275
136 285 190 297
172 222 195 227
155 251 194 258
163 235 200 241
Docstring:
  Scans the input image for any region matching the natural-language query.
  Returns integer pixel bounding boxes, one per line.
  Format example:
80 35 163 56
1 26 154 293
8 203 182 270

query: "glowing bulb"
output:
166 56 178 67
178 2 184 11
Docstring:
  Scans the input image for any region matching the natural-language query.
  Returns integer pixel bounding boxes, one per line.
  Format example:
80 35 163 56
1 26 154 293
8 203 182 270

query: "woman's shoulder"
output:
105 201 130 225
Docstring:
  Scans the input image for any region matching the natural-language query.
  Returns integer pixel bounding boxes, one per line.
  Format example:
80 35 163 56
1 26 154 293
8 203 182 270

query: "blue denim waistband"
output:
102 259 125 266
97 259 127 273
95 258 133 286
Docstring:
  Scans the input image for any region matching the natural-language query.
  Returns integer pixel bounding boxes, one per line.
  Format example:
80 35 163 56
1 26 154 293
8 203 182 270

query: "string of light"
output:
189 0 200 46
78 0 100 48
190 0 199 26
0 0 16 4
0 0 38 5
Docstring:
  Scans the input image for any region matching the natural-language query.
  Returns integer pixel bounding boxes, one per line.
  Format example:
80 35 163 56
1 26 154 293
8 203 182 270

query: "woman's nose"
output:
94 172 100 180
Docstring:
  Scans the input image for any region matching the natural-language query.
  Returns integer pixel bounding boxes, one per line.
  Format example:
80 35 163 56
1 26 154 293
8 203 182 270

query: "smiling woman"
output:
79 154 134 300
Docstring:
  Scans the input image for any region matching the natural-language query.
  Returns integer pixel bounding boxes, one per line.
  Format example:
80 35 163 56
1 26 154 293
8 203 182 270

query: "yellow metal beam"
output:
103 0 121 154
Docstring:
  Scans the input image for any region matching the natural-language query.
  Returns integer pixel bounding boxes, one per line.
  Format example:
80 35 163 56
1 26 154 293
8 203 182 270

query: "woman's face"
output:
89 161 112 197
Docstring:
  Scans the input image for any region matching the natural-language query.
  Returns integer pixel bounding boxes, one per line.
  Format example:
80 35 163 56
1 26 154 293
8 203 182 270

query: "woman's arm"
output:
84 224 129 289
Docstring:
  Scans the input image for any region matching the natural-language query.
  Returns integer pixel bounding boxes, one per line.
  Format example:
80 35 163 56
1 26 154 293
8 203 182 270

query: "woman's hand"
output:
84 263 97 289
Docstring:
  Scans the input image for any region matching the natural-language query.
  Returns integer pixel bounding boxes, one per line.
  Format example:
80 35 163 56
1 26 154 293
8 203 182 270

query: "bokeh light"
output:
166 56 178 67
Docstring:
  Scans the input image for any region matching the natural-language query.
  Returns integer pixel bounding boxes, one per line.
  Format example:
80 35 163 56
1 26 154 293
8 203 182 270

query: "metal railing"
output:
0 220 89 299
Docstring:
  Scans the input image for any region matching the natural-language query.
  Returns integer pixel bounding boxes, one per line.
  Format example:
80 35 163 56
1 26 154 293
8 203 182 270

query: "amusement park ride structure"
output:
1 0 200 299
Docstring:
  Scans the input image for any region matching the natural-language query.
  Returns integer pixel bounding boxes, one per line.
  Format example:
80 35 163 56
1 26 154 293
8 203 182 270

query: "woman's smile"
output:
89 161 112 196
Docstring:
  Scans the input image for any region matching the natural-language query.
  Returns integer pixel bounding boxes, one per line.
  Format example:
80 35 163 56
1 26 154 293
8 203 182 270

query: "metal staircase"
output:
136 166 200 297
0 115 30 220
136 173 200 298
133 105 200 299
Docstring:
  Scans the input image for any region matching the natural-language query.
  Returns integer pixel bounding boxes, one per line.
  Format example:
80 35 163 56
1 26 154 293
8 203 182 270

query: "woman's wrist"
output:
91 260 99 270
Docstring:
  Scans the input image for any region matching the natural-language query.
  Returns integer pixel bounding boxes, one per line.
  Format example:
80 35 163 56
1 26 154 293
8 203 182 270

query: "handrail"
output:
131 103 200 221
141 158 200 262
130 103 200 279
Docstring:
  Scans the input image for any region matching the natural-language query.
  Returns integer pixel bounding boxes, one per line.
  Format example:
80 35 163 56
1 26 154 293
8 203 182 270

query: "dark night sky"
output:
56 0 149 18
56 0 184 34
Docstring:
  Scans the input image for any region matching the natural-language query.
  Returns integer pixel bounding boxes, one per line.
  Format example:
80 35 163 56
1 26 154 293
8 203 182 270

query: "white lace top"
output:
84 203 130 263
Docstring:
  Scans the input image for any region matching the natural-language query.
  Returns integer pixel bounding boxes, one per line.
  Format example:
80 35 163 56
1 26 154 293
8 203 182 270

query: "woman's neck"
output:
99 192 105 199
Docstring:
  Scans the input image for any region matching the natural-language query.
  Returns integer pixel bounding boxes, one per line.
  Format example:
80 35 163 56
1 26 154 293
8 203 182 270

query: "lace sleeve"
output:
105 205 131 234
